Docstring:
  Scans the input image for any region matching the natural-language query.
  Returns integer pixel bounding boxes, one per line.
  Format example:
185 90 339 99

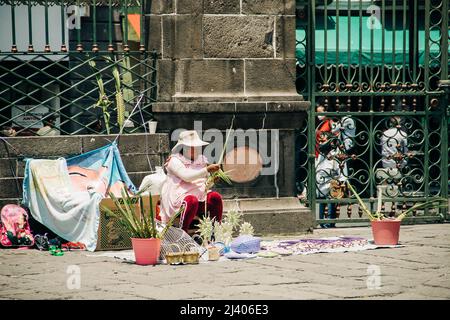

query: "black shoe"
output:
35 233 49 251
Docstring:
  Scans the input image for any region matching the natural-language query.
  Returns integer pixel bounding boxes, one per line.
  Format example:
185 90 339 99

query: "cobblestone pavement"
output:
1 224 449 300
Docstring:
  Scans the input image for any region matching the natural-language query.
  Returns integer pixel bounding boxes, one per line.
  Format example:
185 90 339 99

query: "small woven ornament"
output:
223 210 243 230
239 222 254 236
214 221 233 245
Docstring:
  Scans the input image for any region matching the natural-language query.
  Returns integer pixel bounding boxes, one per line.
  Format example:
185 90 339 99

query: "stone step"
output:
0 158 22 178
223 197 314 235
0 172 154 200
0 198 21 208
0 157 155 182
1 157 161 180
0 177 23 199
0 134 168 158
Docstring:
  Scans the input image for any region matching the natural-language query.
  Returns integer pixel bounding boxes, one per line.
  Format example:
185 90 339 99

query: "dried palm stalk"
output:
112 65 125 130
239 222 254 236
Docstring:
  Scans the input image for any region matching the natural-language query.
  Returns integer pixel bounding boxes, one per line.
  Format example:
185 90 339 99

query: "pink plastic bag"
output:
0 204 34 247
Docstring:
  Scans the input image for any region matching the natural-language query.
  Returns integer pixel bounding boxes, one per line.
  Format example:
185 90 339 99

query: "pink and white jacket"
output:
159 153 209 223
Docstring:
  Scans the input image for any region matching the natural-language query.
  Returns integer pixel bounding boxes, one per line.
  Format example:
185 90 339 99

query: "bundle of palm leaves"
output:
214 221 234 245
112 65 125 129
197 216 215 245
88 58 111 134
239 222 255 236
346 181 447 221
205 168 233 190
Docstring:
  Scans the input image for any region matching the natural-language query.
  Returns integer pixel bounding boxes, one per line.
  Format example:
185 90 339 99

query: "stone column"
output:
146 0 313 233
147 0 308 129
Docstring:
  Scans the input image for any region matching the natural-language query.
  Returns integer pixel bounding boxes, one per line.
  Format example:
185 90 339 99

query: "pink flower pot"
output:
131 238 161 266
371 220 401 245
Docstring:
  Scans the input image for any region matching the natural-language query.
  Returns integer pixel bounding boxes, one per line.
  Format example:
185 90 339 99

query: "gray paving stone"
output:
0 224 449 299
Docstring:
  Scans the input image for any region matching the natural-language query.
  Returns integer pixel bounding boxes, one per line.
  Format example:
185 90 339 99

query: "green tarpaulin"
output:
296 16 443 65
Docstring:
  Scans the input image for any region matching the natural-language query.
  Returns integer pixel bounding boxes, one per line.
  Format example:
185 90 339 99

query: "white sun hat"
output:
171 130 209 152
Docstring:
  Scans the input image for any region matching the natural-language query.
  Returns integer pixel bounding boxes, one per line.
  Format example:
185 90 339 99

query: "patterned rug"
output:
260 236 403 256
87 236 403 263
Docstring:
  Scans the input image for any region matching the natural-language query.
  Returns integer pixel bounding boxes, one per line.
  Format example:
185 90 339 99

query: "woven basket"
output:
207 246 221 261
182 243 200 264
230 235 261 254
165 243 184 265
160 226 206 260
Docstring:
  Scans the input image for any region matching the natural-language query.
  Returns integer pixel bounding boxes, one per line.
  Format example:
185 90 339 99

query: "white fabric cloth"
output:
381 127 408 169
315 149 340 197
331 116 356 151
138 166 167 195
159 154 209 223
167 155 208 182
23 159 102 251
331 117 356 181
36 126 60 136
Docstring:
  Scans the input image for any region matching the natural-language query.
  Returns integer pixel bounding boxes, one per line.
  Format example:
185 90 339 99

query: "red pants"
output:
180 192 223 232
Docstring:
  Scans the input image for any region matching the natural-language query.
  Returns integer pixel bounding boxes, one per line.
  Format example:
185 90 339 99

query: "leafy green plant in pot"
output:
102 187 182 265
347 181 447 245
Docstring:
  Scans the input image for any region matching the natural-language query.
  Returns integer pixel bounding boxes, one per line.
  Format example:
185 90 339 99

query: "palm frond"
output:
106 186 184 239
346 181 377 221
397 198 447 221
112 65 125 129
160 205 184 239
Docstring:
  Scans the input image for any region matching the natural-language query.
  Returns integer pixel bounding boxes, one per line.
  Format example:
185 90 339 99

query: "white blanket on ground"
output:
23 159 103 251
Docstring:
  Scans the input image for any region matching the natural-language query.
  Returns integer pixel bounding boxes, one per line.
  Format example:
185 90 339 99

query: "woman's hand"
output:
206 164 220 173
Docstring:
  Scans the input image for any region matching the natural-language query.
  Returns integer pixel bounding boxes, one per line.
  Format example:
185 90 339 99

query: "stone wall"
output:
0 133 169 207
146 0 307 120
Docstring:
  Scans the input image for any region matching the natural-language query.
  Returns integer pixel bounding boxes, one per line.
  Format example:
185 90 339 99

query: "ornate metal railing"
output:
296 0 449 224
0 0 157 136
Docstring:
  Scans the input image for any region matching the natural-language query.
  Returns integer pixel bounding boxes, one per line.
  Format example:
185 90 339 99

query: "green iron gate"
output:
296 0 449 224
0 0 157 136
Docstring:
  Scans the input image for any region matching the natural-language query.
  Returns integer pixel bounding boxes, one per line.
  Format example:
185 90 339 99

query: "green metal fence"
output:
296 0 449 224
0 0 157 136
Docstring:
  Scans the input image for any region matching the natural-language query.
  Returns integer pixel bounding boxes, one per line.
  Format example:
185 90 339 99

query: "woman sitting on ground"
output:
160 130 223 233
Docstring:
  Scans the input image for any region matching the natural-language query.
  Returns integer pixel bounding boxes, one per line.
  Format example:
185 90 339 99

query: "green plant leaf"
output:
159 205 184 239
148 193 157 238
346 181 376 220
398 198 447 220
139 197 151 238
110 191 139 234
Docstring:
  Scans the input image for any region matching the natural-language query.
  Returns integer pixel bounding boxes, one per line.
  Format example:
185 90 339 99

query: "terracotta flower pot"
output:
131 238 161 265
371 220 401 245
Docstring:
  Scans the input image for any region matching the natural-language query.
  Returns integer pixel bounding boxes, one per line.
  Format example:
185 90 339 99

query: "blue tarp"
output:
66 142 137 194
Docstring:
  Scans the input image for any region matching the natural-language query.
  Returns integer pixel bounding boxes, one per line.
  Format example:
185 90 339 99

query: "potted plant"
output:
347 182 447 245
102 187 181 265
